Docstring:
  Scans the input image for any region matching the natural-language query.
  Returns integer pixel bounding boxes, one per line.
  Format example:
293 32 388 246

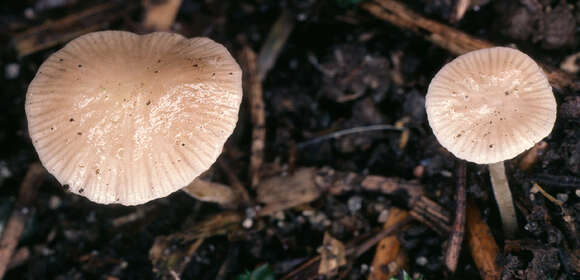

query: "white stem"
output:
488 161 518 238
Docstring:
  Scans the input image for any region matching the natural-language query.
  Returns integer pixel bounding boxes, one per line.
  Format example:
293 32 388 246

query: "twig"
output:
0 163 45 278
466 201 501 280
217 160 251 204
444 160 466 273
281 217 411 280
239 47 266 189
530 183 579 248
257 10 295 80
296 125 403 149
11 1 139 56
361 0 580 91
531 173 580 189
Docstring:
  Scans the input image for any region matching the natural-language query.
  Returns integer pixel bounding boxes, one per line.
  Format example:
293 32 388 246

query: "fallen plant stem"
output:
297 125 403 149
239 46 266 189
361 0 580 91
281 217 412 280
444 160 467 273
0 163 45 278
466 201 501 280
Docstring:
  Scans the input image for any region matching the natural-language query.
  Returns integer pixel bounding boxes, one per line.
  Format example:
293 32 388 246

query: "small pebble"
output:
49 196 62 209
378 209 390 223
348 196 363 212
416 256 428 266
557 193 568 203
360 263 369 273
5 63 20 79
242 218 253 228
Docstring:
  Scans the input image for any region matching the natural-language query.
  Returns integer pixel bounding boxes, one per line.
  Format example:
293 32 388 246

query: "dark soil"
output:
0 0 578 279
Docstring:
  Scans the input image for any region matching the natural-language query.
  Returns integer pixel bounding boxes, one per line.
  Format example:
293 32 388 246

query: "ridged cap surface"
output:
426 47 556 164
26 31 242 205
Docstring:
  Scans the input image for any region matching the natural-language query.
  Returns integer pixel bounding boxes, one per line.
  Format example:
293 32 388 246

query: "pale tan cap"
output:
26 31 242 205
426 47 556 164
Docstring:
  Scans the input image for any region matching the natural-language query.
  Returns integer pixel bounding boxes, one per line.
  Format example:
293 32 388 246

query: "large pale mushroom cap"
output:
26 31 242 205
426 47 556 164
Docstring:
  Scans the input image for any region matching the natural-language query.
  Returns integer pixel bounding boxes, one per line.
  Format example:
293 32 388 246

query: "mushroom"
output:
426 47 557 237
25 31 242 205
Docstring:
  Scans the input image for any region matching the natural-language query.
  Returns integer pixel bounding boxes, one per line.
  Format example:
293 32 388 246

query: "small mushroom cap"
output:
426 47 556 164
26 31 242 205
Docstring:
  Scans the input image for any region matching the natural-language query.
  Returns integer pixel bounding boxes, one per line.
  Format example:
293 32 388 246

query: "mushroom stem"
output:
488 161 517 238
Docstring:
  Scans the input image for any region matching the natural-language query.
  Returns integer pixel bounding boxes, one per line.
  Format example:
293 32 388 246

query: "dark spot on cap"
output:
456 133 462 138
157 59 161 63
50 127 54 130
212 73 215 76
504 91 509 96
154 70 158 73
181 143 185 146
77 132 82 135
229 72 233 75
79 188 84 193
62 184 70 191
489 144 494 148
78 64 82 68
193 64 198 67
146 100 151 105
69 118 74 122
59 58 64 62
95 169 100 175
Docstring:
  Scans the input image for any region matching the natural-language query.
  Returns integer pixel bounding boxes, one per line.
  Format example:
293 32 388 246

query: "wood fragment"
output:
12 1 139 57
444 160 467 273
318 232 347 277
0 163 45 278
369 208 409 280
530 183 579 248
281 217 411 280
360 175 423 207
257 168 321 216
111 204 157 228
239 47 266 189
362 0 580 91
466 201 501 280
142 0 182 31
181 178 238 207
255 167 450 234
149 236 204 278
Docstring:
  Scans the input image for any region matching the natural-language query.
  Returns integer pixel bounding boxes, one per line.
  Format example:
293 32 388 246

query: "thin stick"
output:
361 0 580 91
297 125 402 149
444 160 467 273
239 47 266 189
257 10 295 80
0 163 45 278
217 160 251 204
281 217 411 280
